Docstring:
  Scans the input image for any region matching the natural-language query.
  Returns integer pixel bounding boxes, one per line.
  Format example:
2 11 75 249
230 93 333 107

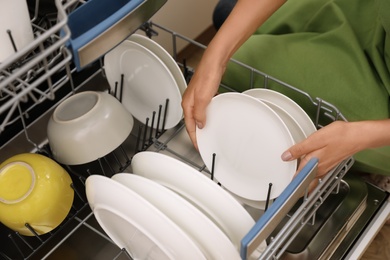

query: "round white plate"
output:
112 173 240 260
104 40 182 129
196 92 297 201
85 175 205 260
130 151 256 249
243 88 317 137
259 99 306 144
225 187 268 210
127 34 187 95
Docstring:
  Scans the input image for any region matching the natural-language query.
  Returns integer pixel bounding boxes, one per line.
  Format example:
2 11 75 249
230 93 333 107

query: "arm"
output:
181 0 286 149
282 119 390 177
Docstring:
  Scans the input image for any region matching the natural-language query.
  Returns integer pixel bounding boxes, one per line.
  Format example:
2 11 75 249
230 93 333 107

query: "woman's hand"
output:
181 0 287 149
181 56 224 150
281 120 390 178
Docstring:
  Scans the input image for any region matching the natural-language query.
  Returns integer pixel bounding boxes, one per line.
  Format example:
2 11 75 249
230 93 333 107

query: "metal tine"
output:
211 153 216 180
103 156 116 176
119 144 131 164
97 158 107 176
114 81 118 97
143 117 150 149
264 183 273 211
13 233 35 251
161 98 169 132
7 30 17 53
111 150 123 170
149 111 156 143
24 224 43 241
119 74 124 102
135 125 143 153
155 105 163 137
8 234 25 259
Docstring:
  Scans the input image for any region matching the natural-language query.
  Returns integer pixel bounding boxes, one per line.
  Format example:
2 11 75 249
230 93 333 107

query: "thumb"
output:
281 141 310 161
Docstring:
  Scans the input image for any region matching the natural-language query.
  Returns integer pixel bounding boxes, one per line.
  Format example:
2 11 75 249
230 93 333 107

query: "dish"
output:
0 153 74 236
127 34 187 95
86 175 205 260
130 151 255 249
104 40 182 129
196 92 297 201
0 0 34 62
259 99 306 143
47 91 133 165
243 88 316 137
226 188 268 210
112 173 240 259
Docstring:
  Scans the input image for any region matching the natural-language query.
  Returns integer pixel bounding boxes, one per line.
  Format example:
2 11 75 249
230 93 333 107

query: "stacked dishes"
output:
86 174 206 260
85 36 316 257
86 152 261 259
196 90 316 209
104 34 187 129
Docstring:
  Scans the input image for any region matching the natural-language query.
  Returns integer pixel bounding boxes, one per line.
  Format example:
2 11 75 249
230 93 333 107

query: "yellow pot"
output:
0 153 74 236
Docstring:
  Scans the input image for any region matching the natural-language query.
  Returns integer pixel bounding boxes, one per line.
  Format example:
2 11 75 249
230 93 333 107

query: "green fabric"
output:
222 0 390 175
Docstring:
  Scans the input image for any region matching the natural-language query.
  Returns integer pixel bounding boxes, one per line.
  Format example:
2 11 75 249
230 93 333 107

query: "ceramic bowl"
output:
0 0 34 62
0 153 74 236
47 91 134 165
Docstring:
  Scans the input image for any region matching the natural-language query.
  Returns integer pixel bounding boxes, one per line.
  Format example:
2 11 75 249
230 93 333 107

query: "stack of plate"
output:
196 90 316 209
104 34 187 130
86 151 263 259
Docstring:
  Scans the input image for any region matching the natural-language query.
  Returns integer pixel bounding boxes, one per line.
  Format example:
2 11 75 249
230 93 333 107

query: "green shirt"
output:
223 0 390 174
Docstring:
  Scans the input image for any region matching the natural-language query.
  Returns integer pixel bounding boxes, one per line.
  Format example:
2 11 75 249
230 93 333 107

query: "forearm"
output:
356 119 390 150
203 0 286 69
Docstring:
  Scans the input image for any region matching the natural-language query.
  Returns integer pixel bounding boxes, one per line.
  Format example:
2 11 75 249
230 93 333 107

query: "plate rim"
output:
127 34 187 95
130 151 256 249
243 88 316 137
112 173 240 259
104 40 182 129
86 175 205 260
196 92 297 201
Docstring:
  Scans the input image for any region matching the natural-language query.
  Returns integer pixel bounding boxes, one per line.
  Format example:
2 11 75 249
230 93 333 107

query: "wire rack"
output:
0 1 358 259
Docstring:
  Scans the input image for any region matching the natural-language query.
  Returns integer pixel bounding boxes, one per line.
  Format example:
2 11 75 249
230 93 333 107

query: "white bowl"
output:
47 91 134 165
0 0 34 62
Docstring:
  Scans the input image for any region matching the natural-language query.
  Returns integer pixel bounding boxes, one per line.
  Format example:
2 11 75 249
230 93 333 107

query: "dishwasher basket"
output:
0 1 362 259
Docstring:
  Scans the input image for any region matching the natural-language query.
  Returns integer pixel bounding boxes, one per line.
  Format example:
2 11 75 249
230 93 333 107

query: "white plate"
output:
243 88 316 137
226 188 268 210
85 175 205 260
112 173 240 260
260 99 306 144
130 151 256 249
196 92 297 201
127 34 187 95
104 40 182 129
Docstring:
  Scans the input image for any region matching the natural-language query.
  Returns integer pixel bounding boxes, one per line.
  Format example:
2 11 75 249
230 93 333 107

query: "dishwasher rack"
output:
0 1 360 259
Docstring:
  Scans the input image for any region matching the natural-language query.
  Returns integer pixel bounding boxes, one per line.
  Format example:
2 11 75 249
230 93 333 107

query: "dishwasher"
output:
1 0 389 259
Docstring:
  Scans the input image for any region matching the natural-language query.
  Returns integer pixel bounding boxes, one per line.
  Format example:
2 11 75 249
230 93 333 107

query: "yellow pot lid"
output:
0 161 36 204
